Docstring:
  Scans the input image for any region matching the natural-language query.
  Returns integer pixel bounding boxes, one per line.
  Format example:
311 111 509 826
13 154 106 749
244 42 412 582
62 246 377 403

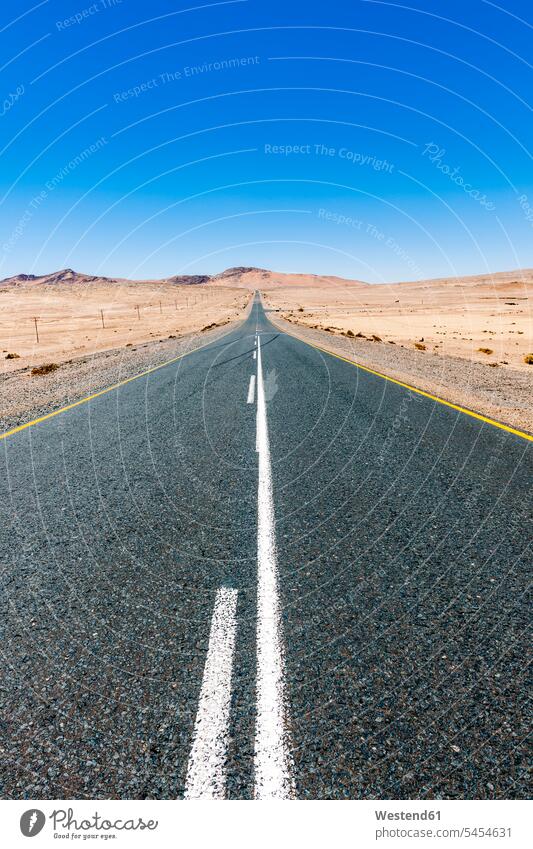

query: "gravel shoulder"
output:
0 320 240 436
269 314 533 436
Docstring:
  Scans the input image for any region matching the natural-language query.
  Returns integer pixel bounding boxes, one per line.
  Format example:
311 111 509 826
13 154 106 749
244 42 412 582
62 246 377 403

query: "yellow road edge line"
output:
276 322 533 444
0 324 239 442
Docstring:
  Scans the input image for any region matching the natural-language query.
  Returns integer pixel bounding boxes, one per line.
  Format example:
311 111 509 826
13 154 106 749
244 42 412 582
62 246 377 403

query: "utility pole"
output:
159 301 162 313
33 317 39 343
100 309 105 329
136 305 140 320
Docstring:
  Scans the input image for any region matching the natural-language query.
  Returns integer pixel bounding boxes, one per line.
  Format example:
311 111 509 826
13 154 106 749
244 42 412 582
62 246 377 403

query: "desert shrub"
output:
31 362 59 376
414 342 426 351
478 347 493 355
524 353 533 364
372 334 382 342
5 352 20 359
345 329 355 337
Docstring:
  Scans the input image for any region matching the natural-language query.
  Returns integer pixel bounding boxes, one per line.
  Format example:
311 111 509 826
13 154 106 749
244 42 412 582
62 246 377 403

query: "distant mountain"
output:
5 264 528 291
0 268 206 287
209 267 369 289
213 266 270 278
390 268 533 288
165 274 211 285
0 266 369 289
0 268 119 286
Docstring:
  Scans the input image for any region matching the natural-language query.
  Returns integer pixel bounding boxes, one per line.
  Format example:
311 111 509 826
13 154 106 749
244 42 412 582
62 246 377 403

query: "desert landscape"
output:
0 268 248 371
260 267 533 371
0 269 251 433
1 264 532 434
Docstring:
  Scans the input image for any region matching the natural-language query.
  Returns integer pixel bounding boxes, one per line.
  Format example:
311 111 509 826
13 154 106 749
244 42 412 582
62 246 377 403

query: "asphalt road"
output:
0 294 530 800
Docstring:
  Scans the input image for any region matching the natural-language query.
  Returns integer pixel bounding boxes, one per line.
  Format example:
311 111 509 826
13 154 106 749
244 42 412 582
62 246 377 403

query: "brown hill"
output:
3 265 531 292
390 268 533 290
0 268 213 288
209 267 369 289
166 274 211 285
0 265 369 290
0 268 120 287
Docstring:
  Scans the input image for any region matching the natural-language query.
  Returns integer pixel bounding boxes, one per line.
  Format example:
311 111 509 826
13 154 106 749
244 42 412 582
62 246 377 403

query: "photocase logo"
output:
20 809 46 837
17 807 159 839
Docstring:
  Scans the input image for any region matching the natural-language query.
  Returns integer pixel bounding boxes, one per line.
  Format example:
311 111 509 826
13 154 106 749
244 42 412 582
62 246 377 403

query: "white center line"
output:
254 335 295 799
184 586 238 799
247 373 256 404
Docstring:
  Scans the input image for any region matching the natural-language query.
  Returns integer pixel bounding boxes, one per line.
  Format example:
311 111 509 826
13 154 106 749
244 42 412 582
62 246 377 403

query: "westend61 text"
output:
375 810 441 821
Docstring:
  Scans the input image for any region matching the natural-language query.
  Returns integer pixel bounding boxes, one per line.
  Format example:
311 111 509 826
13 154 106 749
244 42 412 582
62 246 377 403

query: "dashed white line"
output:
184 586 238 799
254 335 294 799
247 374 256 404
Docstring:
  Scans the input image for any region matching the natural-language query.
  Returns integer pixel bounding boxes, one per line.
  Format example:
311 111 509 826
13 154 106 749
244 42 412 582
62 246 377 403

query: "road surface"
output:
0 294 530 799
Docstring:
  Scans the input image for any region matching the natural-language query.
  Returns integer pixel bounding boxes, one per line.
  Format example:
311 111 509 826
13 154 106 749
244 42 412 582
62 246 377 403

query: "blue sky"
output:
0 0 531 282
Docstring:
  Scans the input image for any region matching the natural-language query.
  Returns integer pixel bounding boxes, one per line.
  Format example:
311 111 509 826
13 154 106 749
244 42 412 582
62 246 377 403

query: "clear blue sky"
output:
1 0 531 282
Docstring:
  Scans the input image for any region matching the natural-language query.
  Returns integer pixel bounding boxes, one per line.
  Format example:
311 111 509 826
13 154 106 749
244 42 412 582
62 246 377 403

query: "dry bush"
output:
5 352 20 359
31 362 59 376
414 342 426 351
478 347 493 355
524 353 533 364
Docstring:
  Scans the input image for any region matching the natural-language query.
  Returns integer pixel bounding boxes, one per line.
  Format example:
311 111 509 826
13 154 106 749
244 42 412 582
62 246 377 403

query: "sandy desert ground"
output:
262 269 533 372
0 271 248 374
